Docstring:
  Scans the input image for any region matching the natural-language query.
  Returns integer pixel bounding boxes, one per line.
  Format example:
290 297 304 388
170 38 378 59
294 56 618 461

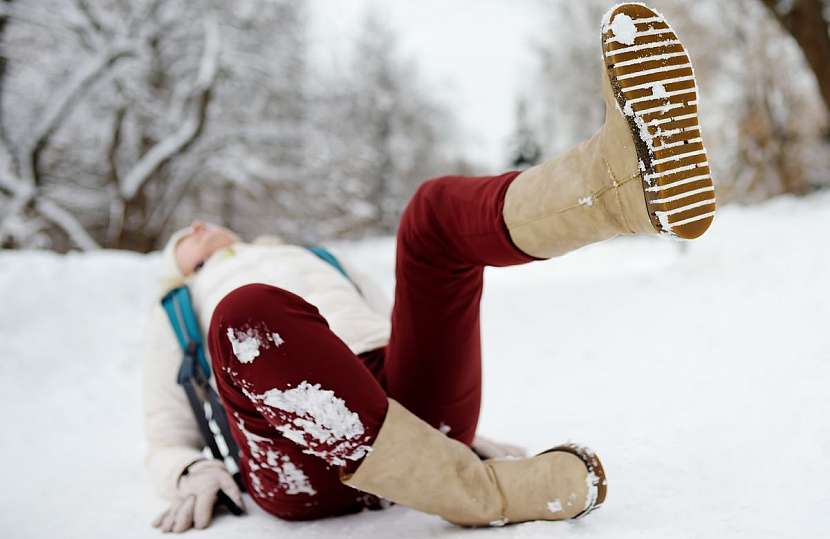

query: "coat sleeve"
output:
330 247 393 321
142 302 205 500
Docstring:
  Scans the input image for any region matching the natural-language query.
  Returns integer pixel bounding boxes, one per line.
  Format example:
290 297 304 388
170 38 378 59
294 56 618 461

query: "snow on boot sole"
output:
540 443 607 518
602 3 716 239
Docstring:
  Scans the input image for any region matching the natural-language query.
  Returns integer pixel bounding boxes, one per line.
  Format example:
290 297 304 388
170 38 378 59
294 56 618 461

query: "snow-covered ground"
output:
2 192 829 538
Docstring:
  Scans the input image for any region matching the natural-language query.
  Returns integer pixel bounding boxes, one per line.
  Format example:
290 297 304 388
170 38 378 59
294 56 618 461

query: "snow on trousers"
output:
207 171 538 520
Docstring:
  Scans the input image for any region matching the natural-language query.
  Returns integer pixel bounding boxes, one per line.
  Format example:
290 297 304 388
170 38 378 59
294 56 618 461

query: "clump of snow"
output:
652 83 668 99
579 196 594 207
262 382 366 442
270 332 285 347
608 13 637 45
489 518 508 527
235 415 317 497
273 454 317 496
438 422 451 434
656 210 673 232
584 470 600 514
635 116 655 147
246 381 373 466
227 327 262 363
547 499 563 513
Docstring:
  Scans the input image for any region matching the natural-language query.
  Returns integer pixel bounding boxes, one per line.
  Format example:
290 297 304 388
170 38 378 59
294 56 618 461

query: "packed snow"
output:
546 499 562 514
652 83 668 99
227 327 263 363
271 333 285 347
2 192 830 538
236 416 317 498
240 381 372 467
606 13 637 45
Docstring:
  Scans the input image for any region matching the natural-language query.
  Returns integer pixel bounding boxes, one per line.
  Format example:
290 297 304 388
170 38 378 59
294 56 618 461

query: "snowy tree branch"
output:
104 106 127 243
118 18 220 200
146 171 198 234
34 197 99 250
0 171 99 250
0 40 134 250
73 0 111 38
25 45 134 186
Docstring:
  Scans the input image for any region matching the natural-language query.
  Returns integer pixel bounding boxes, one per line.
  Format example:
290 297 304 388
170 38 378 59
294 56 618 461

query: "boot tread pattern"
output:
602 3 715 239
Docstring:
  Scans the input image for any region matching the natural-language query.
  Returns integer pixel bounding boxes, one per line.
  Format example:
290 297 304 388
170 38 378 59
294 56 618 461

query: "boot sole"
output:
602 3 716 239
540 443 607 518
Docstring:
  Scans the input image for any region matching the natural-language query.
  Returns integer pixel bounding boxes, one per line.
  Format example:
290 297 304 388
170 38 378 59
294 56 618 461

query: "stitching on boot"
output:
506 172 641 230
602 156 638 235
485 462 510 525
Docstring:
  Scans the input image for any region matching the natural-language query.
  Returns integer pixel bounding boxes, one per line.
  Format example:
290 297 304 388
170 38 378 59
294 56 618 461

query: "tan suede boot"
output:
503 3 716 259
341 399 607 527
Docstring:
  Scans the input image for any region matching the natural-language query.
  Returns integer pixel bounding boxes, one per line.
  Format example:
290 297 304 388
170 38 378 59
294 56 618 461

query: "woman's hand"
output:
151 459 245 533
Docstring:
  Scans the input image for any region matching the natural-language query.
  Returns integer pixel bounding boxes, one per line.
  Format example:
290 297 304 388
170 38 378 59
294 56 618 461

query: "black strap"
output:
176 342 245 492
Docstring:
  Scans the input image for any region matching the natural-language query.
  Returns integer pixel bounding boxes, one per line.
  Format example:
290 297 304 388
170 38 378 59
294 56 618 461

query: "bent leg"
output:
207 283 388 520
385 172 539 446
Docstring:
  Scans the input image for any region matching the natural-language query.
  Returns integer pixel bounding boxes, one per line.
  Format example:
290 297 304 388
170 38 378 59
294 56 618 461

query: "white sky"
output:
308 0 548 170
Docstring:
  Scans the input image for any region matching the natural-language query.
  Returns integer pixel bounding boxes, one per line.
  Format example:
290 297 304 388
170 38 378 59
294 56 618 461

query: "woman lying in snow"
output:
144 3 715 533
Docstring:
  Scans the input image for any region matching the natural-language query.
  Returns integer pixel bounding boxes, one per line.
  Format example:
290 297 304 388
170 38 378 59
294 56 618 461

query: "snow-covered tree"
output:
301 12 454 239
0 1 458 251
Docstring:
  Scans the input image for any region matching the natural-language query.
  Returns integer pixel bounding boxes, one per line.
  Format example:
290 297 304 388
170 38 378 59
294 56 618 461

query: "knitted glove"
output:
151 459 244 533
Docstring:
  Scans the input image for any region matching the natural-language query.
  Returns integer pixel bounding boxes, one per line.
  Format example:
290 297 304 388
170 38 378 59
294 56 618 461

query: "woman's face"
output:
175 221 238 276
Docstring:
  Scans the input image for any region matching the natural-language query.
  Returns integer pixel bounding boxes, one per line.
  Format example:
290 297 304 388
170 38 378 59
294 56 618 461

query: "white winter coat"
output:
142 237 392 499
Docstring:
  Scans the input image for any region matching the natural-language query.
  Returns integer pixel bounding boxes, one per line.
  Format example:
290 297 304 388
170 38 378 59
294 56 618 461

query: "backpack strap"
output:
160 286 244 494
305 244 363 295
162 287 211 378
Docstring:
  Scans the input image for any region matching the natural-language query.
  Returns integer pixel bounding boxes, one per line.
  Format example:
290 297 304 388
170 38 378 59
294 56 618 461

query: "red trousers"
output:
207 172 538 520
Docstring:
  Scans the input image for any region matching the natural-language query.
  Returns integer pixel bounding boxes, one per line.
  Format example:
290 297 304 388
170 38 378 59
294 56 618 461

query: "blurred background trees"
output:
530 0 830 204
0 0 454 250
0 0 827 252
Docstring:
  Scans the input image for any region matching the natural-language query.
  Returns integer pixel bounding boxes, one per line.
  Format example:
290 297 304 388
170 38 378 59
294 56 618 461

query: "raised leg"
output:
384 171 539 445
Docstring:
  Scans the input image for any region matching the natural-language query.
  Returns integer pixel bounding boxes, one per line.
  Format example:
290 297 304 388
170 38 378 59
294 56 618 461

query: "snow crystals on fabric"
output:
578 196 594 207
227 327 261 363
438 422 451 435
270 332 285 347
245 381 372 466
489 518 508 527
226 323 285 363
547 499 563 513
235 415 316 497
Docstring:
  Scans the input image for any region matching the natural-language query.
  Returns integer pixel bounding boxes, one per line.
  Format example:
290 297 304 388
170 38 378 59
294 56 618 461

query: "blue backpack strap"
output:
161 286 211 378
160 285 246 499
305 245 362 295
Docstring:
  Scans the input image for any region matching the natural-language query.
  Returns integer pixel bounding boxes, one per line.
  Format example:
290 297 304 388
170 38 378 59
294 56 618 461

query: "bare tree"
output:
0 1 459 251
0 0 220 251
302 12 454 239
758 0 830 121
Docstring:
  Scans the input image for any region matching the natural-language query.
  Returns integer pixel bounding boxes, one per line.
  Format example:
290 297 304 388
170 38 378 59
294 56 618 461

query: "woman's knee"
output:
212 284 317 323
